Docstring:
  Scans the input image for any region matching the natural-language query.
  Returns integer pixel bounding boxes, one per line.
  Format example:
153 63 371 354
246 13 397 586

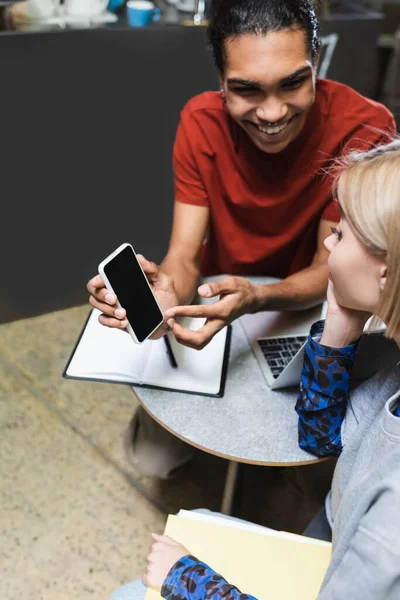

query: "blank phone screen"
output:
104 246 163 343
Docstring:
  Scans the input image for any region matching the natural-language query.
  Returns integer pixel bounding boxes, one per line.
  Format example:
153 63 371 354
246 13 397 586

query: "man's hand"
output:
86 255 179 339
142 534 190 591
165 276 259 350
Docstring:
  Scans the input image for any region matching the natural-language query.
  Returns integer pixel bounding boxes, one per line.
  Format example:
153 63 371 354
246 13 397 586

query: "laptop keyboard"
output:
257 336 308 379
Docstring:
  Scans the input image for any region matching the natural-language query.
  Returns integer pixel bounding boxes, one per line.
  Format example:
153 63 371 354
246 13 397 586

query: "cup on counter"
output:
108 0 125 12
126 0 160 27
64 0 109 18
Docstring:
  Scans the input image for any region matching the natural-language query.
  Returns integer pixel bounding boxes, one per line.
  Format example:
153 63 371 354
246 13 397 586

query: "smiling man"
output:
224 38 315 153
88 0 395 478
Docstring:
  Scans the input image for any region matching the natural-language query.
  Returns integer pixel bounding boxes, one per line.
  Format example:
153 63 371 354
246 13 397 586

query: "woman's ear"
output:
379 264 387 292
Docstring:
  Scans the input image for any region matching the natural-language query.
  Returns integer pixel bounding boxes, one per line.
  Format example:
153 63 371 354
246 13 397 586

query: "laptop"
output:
239 304 326 389
239 304 398 390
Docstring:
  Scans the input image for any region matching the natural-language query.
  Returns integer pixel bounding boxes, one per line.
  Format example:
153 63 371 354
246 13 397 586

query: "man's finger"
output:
98 314 129 329
198 276 237 299
89 295 126 318
170 318 225 350
137 254 159 277
87 274 106 293
165 303 222 320
87 282 117 305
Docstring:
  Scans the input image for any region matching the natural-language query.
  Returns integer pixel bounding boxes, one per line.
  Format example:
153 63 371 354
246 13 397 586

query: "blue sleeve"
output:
162 555 257 600
295 320 360 457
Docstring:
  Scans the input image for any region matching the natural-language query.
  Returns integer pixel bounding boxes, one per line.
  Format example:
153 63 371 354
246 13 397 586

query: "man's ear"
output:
218 74 225 92
313 48 321 74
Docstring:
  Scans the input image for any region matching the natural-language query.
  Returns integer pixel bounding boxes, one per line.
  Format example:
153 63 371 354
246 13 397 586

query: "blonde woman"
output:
111 140 400 600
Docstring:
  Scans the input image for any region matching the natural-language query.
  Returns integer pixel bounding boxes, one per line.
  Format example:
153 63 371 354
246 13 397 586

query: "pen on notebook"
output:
164 334 178 368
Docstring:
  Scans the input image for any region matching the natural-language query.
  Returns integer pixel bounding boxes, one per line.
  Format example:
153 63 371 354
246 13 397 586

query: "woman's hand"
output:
142 534 190 591
321 281 372 347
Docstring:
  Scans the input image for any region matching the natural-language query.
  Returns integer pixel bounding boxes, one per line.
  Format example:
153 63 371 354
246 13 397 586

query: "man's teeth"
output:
257 121 288 135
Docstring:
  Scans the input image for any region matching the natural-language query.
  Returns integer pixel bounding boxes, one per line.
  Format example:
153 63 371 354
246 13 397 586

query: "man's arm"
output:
165 219 337 350
87 96 210 332
252 218 335 311
160 201 209 305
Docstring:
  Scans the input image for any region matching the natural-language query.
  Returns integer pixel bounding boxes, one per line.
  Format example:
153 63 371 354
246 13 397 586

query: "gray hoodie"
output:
319 363 400 599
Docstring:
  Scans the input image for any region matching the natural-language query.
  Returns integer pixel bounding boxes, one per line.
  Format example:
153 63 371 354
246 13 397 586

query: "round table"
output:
134 318 321 467
133 292 327 513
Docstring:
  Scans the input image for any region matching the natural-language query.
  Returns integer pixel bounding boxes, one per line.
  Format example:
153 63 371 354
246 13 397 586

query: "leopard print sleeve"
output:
295 320 360 457
161 555 256 600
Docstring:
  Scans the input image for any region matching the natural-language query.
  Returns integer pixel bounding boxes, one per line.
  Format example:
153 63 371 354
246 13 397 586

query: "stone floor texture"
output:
0 305 333 599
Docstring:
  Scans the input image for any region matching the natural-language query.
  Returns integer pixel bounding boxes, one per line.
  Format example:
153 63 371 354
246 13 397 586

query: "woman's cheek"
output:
328 252 351 303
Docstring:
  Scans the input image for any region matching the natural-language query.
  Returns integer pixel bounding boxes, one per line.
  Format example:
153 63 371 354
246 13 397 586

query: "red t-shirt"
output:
173 79 395 278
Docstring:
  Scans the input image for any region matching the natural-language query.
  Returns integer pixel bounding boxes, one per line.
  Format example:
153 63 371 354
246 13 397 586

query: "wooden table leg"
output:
220 460 240 515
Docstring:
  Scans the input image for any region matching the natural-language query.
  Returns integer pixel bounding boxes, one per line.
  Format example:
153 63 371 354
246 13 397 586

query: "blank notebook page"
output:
65 311 228 394
65 309 150 382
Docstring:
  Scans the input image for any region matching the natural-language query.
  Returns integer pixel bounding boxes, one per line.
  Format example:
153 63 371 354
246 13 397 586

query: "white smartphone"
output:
98 243 164 344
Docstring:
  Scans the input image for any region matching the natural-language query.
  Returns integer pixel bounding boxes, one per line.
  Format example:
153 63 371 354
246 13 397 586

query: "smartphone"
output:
98 243 164 344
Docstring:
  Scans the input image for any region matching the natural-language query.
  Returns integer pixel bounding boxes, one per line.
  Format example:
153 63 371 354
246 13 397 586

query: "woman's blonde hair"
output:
334 139 400 339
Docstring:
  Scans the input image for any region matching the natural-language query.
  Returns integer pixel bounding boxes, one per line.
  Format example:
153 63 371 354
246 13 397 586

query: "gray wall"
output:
1 27 216 323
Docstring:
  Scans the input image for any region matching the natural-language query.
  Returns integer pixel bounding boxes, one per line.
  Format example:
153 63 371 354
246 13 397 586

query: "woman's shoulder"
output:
358 455 400 555
343 364 400 441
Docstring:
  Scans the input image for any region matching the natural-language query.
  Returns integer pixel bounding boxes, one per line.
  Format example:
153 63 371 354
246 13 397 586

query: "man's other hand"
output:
164 276 258 350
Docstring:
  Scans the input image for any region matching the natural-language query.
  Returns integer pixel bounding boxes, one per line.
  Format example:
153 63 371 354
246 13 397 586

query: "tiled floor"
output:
1 306 333 599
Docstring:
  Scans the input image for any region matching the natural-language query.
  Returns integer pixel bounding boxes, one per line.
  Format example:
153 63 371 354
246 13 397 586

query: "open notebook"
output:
145 510 331 600
63 309 231 397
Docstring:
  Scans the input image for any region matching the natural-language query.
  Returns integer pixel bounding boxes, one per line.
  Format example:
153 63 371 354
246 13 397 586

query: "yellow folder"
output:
145 514 331 600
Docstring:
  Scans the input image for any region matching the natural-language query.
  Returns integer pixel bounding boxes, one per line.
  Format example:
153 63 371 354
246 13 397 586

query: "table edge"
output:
134 390 330 467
